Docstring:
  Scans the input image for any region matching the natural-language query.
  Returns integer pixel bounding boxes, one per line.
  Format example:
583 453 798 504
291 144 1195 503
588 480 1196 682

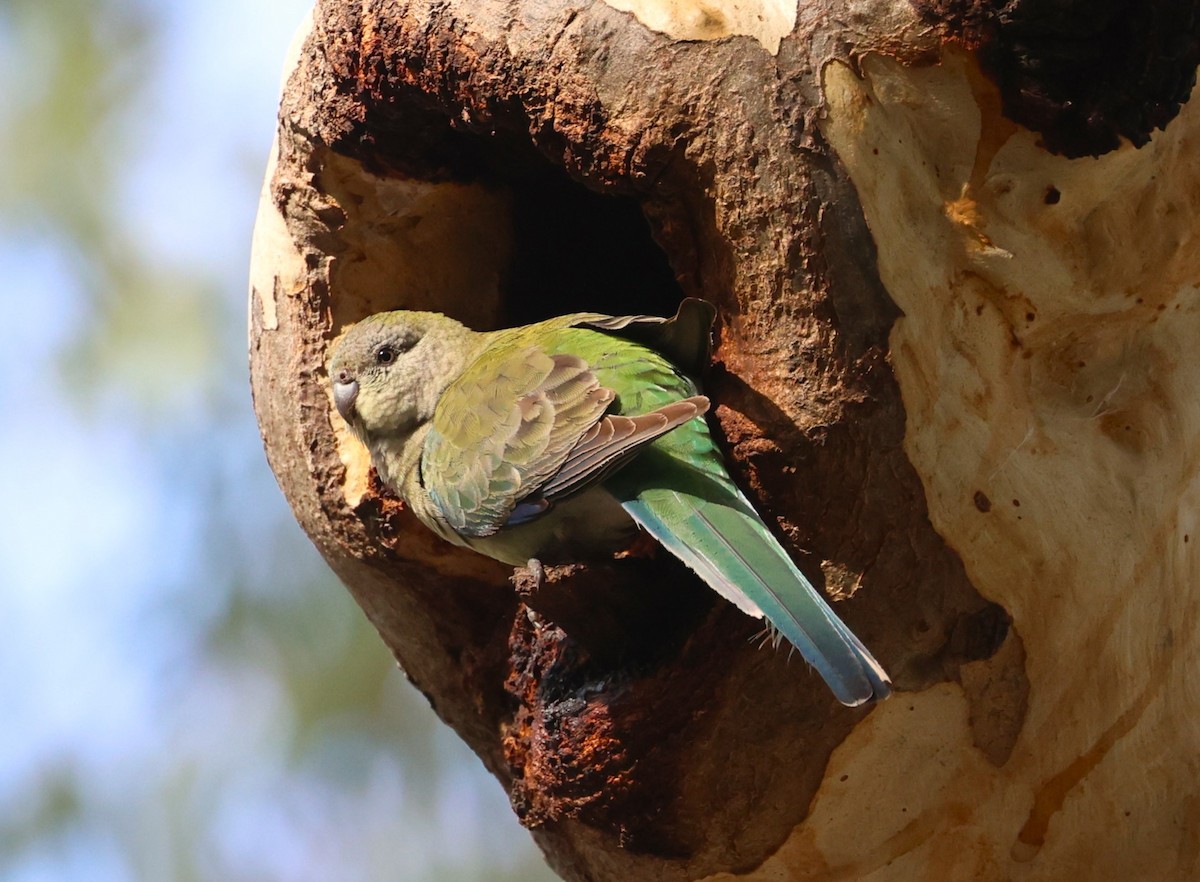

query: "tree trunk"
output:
249 1 1200 880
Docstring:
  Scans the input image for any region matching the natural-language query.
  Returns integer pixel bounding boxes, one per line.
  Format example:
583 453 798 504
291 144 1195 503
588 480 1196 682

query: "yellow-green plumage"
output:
328 300 890 706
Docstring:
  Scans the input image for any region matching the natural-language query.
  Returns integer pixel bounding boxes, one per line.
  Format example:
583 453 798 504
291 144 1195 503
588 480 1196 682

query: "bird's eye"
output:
375 345 397 365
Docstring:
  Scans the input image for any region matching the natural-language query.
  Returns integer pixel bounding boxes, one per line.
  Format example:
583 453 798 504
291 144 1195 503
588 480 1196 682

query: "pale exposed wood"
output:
808 49 1200 880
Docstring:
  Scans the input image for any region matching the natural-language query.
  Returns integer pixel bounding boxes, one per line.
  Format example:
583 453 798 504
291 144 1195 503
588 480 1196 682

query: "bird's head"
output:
328 310 474 442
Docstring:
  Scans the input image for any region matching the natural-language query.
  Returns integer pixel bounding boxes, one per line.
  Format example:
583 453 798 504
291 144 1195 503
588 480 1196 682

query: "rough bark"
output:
250 1 1200 880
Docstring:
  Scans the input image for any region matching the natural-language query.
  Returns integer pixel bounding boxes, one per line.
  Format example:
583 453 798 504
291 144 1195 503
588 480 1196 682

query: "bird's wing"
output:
577 297 715 378
424 336 707 538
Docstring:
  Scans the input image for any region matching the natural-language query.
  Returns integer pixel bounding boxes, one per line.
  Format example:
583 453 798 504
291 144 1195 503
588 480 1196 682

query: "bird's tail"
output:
621 486 891 706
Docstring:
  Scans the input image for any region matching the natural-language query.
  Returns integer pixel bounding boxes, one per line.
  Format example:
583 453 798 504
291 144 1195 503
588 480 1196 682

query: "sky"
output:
0 1 557 880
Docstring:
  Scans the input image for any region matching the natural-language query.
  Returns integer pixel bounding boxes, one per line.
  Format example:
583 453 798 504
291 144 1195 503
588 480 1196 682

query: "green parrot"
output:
328 299 890 706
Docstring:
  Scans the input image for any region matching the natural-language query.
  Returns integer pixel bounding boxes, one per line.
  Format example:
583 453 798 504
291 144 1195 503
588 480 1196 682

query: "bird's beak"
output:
333 377 359 421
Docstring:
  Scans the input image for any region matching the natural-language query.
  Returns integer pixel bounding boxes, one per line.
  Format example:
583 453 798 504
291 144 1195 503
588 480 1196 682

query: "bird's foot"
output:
511 557 546 598
527 558 545 590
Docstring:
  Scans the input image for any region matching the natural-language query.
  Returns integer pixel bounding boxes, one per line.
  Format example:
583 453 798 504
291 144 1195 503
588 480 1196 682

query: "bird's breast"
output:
467 486 637 567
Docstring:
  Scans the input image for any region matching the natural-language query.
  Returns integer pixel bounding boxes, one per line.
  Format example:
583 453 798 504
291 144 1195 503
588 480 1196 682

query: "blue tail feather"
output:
621 487 891 707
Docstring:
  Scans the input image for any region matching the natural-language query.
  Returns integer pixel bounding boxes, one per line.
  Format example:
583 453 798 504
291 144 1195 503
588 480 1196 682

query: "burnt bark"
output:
251 1 1200 880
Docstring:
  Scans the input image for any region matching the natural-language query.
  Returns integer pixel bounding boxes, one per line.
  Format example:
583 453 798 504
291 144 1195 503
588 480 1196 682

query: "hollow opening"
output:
340 98 690 326
328 111 712 629
498 159 686 326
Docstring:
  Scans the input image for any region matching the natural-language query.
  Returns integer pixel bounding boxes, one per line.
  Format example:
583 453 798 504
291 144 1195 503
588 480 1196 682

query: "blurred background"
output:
0 0 557 879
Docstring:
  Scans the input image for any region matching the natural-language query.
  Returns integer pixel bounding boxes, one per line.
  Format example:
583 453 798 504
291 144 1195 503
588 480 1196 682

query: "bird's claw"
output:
526 557 545 591
511 557 546 599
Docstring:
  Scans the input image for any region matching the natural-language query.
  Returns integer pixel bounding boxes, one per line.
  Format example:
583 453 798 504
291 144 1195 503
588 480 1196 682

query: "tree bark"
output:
249 1 1200 880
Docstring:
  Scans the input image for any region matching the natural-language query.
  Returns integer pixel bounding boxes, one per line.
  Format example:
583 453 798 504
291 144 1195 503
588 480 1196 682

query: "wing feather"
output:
423 337 707 538
537 397 709 501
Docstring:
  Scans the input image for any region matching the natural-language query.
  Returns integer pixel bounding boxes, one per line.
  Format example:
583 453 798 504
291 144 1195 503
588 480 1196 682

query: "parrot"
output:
328 299 890 706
